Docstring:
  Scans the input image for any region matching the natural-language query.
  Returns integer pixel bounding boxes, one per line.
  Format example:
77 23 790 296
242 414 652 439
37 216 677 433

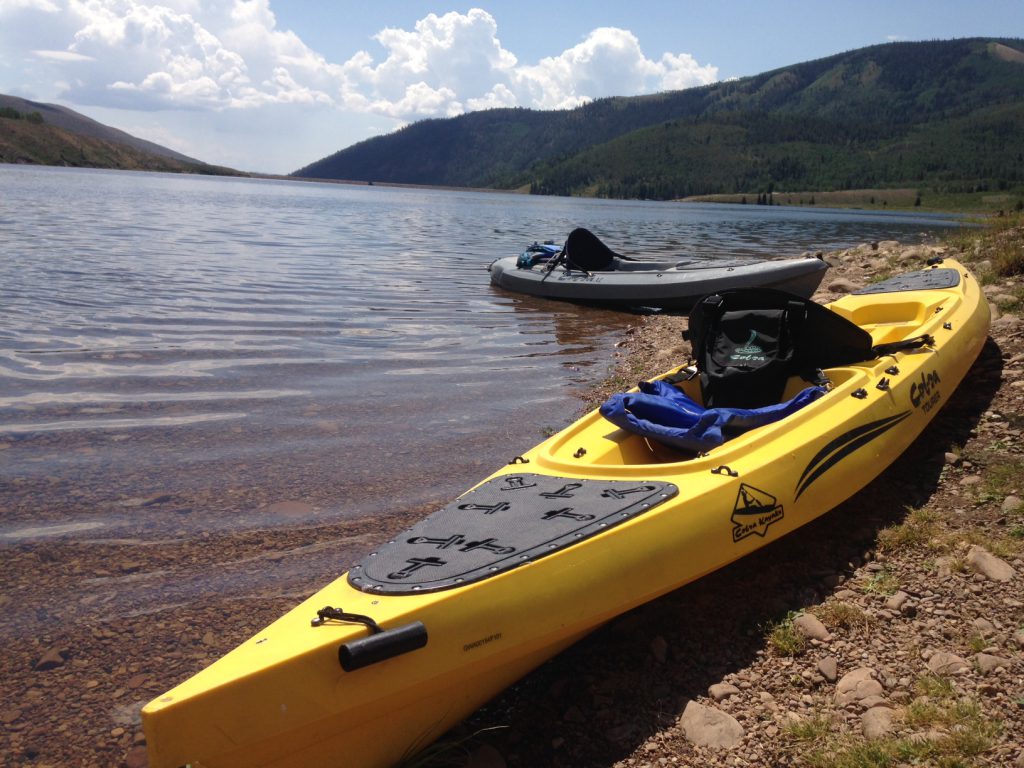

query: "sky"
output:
1 1 1022 175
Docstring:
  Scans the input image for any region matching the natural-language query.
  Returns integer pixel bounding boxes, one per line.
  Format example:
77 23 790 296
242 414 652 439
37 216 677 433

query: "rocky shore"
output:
3 226 1022 768
451 226 1024 768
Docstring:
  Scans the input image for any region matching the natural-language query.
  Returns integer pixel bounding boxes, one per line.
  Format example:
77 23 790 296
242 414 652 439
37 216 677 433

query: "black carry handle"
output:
339 621 428 671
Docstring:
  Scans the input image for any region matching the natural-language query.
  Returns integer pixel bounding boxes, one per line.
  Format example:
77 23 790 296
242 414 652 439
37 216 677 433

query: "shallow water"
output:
0 166 964 547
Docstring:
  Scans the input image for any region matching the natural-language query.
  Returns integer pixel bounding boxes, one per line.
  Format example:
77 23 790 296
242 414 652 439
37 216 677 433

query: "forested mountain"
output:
293 38 1024 199
0 95 241 175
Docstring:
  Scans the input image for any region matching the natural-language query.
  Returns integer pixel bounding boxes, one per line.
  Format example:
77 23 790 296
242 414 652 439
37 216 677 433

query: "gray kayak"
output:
488 231 829 310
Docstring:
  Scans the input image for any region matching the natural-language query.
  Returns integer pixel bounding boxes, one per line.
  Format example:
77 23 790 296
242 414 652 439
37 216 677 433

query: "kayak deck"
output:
349 474 678 594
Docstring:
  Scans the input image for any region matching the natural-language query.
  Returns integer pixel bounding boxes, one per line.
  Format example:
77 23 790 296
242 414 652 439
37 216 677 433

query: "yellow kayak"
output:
142 258 989 768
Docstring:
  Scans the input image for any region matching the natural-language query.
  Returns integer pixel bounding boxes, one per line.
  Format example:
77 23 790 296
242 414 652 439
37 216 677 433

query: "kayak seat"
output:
600 287 932 454
686 288 877 410
562 227 620 271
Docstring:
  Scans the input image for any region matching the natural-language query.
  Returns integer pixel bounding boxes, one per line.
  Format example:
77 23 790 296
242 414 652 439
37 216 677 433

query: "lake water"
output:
0 166 964 549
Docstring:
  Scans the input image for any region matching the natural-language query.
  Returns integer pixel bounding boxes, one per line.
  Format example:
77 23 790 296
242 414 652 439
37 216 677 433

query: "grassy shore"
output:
682 188 1024 215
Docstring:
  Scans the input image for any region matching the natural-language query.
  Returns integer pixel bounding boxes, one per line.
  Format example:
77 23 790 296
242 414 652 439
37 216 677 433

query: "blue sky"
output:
1 1 1021 174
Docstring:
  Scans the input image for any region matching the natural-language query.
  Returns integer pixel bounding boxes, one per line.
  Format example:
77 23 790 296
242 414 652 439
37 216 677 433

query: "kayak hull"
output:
488 254 829 309
144 259 989 768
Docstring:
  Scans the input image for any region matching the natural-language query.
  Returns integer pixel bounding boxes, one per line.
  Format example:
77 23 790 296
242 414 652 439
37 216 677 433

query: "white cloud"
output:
0 0 59 11
32 49 94 61
0 2 719 170
512 28 718 110
2 2 716 119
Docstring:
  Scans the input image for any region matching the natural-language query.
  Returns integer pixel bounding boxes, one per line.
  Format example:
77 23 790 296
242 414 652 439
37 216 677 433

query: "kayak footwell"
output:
349 474 679 594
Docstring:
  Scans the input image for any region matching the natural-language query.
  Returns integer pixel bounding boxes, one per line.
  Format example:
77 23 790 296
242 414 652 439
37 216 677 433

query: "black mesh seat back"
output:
563 227 619 271
688 288 875 408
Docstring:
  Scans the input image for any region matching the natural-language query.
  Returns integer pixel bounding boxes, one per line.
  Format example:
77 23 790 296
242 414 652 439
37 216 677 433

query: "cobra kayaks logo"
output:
911 369 941 413
730 330 767 362
731 484 784 542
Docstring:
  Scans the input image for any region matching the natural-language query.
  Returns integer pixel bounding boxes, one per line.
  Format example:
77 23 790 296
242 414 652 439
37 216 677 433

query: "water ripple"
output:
0 167 963 545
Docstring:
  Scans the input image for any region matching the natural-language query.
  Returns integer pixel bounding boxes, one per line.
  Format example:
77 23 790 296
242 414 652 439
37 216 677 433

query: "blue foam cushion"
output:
599 379 826 453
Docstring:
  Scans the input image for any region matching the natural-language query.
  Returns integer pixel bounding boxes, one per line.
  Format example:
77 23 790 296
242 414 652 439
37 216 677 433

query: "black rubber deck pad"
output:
349 474 679 594
854 267 960 294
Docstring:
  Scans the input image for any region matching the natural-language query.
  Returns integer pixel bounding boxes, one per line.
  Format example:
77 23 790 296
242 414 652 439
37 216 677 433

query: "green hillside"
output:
0 96 242 175
293 38 1024 202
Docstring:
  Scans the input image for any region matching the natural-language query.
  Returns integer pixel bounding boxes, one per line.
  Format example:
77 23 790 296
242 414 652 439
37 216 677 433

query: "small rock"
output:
678 701 745 749
34 647 66 671
1002 495 1023 513
124 745 149 768
973 617 996 636
835 668 883 706
793 614 831 641
828 279 859 293
944 452 962 466
966 545 1017 582
861 706 895 740
708 683 740 702
0 708 22 724
1012 629 1024 649
126 674 148 690
817 656 838 683
927 651 970 675
885 591 909 611
858 694 889 710
975 653 1012 674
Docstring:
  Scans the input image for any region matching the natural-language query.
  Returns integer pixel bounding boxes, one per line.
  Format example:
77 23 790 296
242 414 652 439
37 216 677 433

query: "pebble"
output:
708 683 740 702
975 653 1012 674
861 706 895 740
1 708 22 724
926 651 970 675
884 591 908 611
793 614 830 641
966 545 1017 582
33 647 66 672
816 657 838 683
678 701 745 749
834 668 883 707
124 746 149 768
